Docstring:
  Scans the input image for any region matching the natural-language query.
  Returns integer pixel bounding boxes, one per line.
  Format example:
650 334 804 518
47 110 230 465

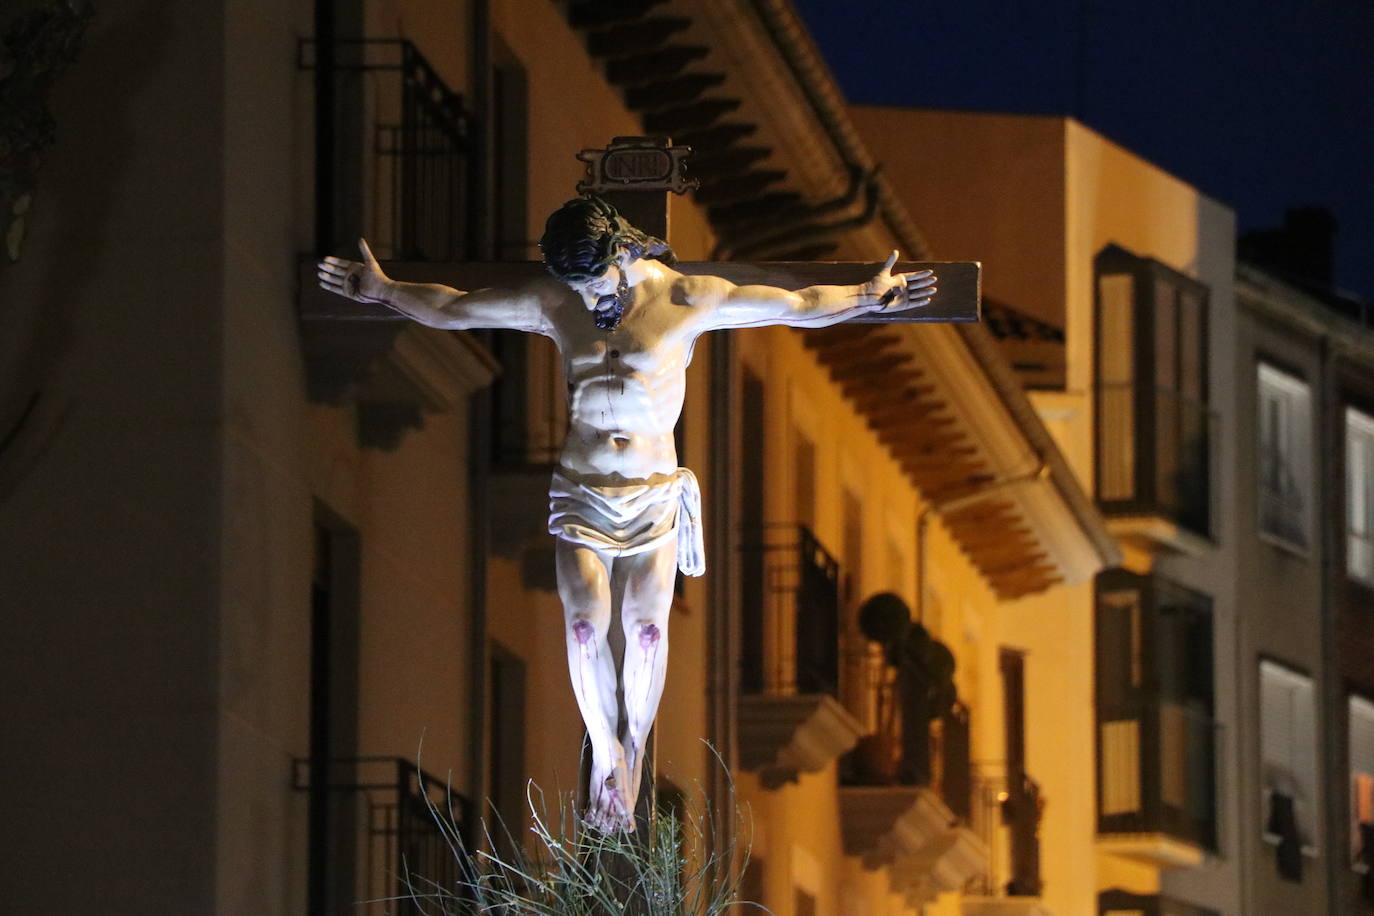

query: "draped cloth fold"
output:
548 467 706 576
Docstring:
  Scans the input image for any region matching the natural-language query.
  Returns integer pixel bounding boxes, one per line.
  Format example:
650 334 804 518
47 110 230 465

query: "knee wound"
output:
637 622 661 650
571 618 595 645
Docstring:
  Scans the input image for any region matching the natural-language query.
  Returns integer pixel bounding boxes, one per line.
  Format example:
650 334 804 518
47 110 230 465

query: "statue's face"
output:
566 264 625 311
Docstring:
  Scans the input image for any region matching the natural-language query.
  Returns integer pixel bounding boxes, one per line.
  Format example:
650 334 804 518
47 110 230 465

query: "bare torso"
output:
547 267 696 481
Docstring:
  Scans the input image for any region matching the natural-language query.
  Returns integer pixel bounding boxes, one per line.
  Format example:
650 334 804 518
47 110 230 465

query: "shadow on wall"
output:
0 0 171 503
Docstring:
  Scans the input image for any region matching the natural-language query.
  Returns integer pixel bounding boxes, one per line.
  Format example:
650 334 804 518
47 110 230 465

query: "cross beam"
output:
298 259 981 323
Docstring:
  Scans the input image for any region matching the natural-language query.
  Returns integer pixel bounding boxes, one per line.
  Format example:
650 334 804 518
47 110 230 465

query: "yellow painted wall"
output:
852 106 1240 915
850 107 1067 331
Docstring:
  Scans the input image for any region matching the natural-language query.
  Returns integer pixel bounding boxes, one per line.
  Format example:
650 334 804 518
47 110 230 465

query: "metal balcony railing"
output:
839 658 974 814
968 765 1043 898
739 524 841 697
1097 382 1214 537
300 38 476 261
293 756 473 915
1097 699 1219 852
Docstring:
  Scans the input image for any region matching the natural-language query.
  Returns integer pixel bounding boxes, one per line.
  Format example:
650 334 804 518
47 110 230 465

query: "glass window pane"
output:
1155 280 1178 390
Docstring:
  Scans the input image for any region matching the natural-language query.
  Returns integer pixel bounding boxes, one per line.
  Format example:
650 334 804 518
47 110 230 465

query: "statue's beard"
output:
592 274 630 330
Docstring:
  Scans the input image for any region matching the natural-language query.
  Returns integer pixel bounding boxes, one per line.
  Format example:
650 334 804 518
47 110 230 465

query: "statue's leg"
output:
555 538 631 832
616 537 677 809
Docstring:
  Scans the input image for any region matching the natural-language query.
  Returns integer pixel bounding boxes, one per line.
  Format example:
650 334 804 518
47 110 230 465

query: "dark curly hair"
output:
538 196 677 282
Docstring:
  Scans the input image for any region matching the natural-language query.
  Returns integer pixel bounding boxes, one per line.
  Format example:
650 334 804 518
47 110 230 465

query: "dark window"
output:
1095 246 1212 536
308 512 361 916
1000 649 1042 896
739 369 766 694
490 36 529 261
1095 570 1217 851
793 427 816 530
487 643 527 859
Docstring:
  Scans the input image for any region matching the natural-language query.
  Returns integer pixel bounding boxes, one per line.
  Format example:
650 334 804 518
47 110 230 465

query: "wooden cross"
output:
300 137 980 329
298 136 980 839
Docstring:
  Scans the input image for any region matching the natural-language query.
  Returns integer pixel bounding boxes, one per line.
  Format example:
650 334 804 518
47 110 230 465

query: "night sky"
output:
792 0 1374 304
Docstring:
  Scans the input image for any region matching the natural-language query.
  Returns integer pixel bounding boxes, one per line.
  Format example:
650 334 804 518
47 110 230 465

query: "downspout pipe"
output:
723 170 882 262
747 0 932 260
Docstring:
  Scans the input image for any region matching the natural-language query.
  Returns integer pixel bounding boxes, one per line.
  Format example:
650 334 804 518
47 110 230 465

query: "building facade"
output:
13 2 1369 916
854 105 1374 915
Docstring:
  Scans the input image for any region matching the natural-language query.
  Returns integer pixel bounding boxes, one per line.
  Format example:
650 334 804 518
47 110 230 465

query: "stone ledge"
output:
737 694 864 788
841 786 989 906
960 896 1057 916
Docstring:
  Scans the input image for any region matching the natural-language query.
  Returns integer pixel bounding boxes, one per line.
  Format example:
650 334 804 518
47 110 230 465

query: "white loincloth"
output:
548 467 705 576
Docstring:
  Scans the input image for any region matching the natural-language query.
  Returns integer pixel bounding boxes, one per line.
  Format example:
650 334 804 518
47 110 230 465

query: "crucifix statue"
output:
312 137 978 833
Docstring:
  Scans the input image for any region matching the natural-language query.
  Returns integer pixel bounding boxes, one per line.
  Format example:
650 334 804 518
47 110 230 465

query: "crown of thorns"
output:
539 196 677 282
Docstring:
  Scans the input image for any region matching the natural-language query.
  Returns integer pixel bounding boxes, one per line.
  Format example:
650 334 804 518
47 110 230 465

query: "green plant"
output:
410 777 761 916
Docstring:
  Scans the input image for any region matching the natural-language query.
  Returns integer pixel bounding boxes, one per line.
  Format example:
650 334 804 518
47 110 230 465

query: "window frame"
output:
1093 246 1213 537
1259 657 1321 857
1349 693 1374 873
1346 407 1374 585
1256 362 1313 554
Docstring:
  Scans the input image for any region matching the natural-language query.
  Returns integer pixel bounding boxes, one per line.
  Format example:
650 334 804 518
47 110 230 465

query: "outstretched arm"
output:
317 239 549 334
696 251 936 331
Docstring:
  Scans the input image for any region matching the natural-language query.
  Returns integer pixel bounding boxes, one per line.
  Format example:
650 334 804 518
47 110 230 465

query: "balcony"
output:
1099 889 1220 916
1097 700 1218 866
839 785 986 906
298 38 495 449
837 614 991 906
1096 570 1217 866
293 756 473 916
1096 382 1213 551
737 525 864 787
1095 246 1213 552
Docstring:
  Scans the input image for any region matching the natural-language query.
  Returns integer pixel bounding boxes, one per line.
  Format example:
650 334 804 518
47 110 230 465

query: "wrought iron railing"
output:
968 765 1043 897
839 663 974 813
293 756 473 915
300 38 476 261
935 703 972 819
739 524 841 696
1097 382 1213 537
1098 699 1219 851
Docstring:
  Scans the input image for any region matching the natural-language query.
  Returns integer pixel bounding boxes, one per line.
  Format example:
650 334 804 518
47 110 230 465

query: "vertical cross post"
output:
575 136 699 845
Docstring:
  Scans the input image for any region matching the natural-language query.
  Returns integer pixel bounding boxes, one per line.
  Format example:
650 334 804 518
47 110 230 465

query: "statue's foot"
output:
586 754 635 833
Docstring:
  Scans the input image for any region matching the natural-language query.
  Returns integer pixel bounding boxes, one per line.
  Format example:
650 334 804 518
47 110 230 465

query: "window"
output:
793 427 816 530
1258 364 1312 550
1351 694 1374 871
1095 571 1216 852
1094 246 1211 535
1348 408 1374 583
1260 659 1319 878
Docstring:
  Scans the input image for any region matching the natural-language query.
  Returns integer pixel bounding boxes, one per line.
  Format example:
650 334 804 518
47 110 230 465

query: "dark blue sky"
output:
793 0 1374 303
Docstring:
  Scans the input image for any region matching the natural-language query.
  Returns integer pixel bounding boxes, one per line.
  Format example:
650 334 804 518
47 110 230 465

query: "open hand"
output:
317 238 391 304
864 250 936 312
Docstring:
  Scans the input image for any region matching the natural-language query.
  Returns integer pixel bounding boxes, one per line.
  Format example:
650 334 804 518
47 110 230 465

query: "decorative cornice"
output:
737 693 864 788
840 786 989 905
380 326 501 408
